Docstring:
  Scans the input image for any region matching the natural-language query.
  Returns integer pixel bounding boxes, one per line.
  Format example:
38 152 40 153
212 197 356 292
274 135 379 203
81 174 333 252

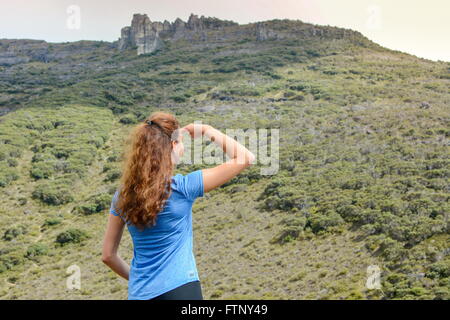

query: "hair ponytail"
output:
116 112 180 228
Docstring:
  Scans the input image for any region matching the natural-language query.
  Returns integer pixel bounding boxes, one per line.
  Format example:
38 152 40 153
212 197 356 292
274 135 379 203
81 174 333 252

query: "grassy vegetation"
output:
0 18 448 299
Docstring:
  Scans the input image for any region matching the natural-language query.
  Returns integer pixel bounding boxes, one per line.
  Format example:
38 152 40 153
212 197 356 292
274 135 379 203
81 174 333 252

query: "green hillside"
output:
0 17 448 299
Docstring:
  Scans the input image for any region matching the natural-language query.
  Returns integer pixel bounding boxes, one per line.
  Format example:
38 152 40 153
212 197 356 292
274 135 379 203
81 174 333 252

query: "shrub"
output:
426 261 450 279
271 217 306 244
31 152 54 163
270 226 303 244
56 229 89 246
9 148 23 158
119 113 137 124
30 161 56 179
104 170 121 182
25 244 49 259
280 216 307 228
170 95 187 103
106 155 118 162
102 163 116 173
7 158 18 167
258 178 310 211
63 158 87 177
87 136 105 148
433 287 449 300
0 252 24 273
73 193 111 215
3 225 27 241
308 210 344 234
32 182 74 205
0 165 19 187
42 218 62 227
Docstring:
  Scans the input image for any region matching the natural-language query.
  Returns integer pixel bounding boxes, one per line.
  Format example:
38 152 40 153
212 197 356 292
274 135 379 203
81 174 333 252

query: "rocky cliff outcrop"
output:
118 14 164 55
118 13 240 55
255 22 279 41
117 13 368 56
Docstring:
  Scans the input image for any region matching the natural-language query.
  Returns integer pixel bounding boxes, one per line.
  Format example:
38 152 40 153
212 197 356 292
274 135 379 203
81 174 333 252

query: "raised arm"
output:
182 124 256 193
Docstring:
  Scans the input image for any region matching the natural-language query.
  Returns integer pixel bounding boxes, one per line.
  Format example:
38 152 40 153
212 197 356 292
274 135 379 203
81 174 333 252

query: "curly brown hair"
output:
116 111 180 228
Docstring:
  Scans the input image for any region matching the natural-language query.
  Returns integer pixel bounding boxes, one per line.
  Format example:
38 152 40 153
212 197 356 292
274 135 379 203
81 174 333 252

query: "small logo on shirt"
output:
188 270 195 278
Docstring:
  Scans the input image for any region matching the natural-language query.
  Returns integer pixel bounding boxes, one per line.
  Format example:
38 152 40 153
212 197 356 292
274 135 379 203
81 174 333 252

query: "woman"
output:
102 111 255 300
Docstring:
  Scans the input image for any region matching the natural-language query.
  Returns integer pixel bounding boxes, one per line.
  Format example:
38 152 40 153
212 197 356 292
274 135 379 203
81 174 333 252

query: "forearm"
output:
103 254 130 280
203 125 255 164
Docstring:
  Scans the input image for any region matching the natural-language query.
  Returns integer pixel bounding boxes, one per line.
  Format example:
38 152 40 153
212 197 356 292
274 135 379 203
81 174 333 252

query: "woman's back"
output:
110 170 204 300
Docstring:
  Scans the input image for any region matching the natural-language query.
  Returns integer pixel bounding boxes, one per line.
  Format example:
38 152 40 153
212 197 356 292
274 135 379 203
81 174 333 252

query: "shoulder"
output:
171 170 204 201
110 189 119 206
171 170 202 187
110 189 127 222
111 189 121 207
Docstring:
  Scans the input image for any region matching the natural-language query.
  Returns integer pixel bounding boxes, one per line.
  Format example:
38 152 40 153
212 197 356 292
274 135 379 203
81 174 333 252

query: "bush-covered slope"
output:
0 18 448 299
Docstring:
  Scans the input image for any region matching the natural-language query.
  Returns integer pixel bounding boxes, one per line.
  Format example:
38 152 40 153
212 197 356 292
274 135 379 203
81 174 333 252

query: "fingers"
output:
180 128 194 140
180 126 193 137
181 124 192 131
181 123 207 138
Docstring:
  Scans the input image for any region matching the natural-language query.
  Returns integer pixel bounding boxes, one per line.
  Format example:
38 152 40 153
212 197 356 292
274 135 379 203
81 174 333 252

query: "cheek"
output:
179 144 185 156
173 143 184 157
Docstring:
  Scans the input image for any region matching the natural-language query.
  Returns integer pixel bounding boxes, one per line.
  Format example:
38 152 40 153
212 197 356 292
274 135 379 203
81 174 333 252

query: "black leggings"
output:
150 280 203 300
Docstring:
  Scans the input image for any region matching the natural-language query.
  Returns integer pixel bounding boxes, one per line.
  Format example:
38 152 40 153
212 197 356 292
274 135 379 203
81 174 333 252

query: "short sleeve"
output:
109 190 121 217
180 170 204 201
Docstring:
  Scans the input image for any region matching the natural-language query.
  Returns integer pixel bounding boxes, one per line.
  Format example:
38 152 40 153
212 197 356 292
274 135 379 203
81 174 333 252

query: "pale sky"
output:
0 0 448 62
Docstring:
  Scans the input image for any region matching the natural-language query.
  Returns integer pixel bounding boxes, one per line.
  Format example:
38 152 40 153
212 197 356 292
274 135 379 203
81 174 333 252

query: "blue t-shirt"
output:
109 170 204 300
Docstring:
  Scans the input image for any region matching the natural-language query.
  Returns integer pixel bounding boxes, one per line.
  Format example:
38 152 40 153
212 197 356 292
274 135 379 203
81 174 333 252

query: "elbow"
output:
102 253 114 265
